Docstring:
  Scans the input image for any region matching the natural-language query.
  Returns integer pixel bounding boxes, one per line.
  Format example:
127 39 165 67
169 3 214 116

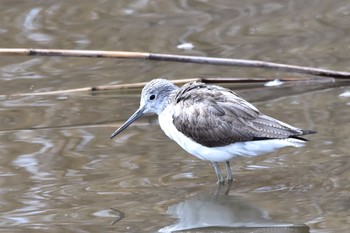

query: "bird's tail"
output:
301 129 317 135
291 130 317 142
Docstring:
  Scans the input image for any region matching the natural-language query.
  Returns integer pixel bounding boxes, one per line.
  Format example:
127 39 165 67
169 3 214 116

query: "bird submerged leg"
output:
225 161 233 182
224 179 233 195
212 162 224 184
224 161 233 195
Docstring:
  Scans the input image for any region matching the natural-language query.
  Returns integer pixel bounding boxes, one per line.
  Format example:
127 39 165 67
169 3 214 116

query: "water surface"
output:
0 1 349 232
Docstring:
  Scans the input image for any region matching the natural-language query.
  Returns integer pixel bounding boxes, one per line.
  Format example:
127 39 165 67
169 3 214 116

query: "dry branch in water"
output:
0 48 347 96
1 48 350 78
12 76 333 97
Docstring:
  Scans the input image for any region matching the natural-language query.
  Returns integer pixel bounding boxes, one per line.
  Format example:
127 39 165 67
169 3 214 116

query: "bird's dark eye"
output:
149 94 156 100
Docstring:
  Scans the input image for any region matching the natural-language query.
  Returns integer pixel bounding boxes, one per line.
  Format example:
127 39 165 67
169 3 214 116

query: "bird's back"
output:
171 82 315 148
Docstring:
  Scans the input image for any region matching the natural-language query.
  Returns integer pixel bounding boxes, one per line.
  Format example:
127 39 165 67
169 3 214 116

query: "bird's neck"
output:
156 86 179 115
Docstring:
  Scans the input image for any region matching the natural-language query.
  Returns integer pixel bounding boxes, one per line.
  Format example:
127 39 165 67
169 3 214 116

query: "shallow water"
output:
0 1 350 232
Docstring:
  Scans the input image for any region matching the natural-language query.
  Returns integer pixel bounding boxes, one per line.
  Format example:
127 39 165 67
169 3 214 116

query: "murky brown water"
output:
0 0 349 232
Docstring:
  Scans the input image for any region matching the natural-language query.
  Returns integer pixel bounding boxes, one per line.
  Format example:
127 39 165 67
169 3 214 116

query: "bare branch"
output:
1 48 349 79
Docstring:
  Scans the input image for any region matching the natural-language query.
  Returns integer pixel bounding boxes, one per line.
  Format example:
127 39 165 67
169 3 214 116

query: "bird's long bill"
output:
110 106 146 139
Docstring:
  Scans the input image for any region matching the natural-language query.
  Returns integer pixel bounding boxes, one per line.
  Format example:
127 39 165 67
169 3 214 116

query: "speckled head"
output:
110 79 178 139
140 79 178 115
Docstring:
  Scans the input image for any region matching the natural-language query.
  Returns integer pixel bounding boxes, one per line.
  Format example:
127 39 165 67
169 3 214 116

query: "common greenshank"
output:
110 79 315 184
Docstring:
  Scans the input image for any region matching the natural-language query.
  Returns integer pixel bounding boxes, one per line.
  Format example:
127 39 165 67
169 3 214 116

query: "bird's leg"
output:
225 161 233 182
212 162 224 184
224 179 233 195
213 183 222 199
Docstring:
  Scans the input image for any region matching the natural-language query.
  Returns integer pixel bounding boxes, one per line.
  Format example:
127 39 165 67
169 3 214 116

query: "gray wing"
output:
172 82 305 147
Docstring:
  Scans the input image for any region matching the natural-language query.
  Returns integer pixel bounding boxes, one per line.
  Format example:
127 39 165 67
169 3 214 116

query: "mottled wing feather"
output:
172 82 304 147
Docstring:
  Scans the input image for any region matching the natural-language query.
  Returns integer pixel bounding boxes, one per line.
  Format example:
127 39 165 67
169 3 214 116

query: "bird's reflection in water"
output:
159 184 309 233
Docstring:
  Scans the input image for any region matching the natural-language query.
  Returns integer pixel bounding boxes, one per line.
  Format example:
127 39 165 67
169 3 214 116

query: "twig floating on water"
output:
1 48 350 79
11 76 327 97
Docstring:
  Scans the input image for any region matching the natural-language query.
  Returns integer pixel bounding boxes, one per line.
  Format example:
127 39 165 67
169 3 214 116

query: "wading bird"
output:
110 79 315 184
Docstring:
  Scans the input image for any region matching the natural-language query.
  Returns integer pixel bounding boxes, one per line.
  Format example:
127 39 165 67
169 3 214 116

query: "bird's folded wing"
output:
172 83 303 147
